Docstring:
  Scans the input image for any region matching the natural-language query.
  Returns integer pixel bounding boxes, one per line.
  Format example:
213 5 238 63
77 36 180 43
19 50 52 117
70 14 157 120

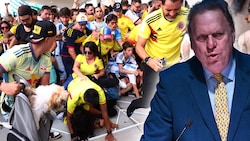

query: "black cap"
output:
29 20 56 43
113 3 122 12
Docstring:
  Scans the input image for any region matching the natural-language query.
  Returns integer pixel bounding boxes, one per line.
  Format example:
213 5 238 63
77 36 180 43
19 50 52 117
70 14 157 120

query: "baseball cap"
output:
113 3 122 12
101 26 113 40
76 14 88 25
29 20 56 43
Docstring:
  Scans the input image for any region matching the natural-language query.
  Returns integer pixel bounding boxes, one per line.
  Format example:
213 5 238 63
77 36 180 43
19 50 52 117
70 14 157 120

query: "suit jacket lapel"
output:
188 57 221 141
227 51 250 141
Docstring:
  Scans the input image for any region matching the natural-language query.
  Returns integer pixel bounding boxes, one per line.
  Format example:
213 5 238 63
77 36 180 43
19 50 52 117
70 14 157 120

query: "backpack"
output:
7 92 53 141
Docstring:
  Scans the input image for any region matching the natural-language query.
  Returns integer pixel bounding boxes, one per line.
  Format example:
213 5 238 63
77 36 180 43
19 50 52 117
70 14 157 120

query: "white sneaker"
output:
119 80 127 89
49 131 62 140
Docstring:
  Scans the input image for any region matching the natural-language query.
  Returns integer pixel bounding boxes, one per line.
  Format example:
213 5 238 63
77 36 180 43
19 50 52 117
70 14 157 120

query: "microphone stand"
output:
175 120 193 141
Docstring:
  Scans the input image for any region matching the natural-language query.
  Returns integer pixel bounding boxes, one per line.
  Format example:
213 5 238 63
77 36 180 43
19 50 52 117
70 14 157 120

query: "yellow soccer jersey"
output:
0 33 3 41
67 77 106 114
72 54 104 78
118 15 135 42
139 7 188 67
83 34 113 56
0 43 52 87
141 10 148 20
10 25 18 34
82 34 99 47
126 24 141 47
87 15 95 22
83 32 120 56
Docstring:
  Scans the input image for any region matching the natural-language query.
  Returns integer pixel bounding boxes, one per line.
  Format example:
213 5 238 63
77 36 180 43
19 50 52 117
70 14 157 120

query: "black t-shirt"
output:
15 20 37 44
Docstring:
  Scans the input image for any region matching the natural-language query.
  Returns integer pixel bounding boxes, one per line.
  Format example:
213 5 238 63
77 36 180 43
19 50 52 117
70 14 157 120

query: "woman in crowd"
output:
72 41 105 81
0 21 12 52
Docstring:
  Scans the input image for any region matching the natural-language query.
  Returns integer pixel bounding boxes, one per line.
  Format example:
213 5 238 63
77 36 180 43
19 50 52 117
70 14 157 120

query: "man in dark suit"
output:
141 0 250 141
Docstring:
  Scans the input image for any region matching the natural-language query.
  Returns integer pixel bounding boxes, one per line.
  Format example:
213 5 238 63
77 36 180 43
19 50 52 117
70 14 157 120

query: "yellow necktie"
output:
214 74 230 141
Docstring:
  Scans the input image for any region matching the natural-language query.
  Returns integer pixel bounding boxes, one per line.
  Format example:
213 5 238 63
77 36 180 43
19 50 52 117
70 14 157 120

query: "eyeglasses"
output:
84 51 93 55
1 27 9 30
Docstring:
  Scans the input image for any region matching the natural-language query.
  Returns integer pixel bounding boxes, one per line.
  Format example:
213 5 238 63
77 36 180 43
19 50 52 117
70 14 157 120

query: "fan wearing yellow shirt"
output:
113 2 135 42
127 0 188 117
85 4 95 22
67 77 118 141
141 0 163 20
126 24 141 47
72 41 105 80
82 26 121 64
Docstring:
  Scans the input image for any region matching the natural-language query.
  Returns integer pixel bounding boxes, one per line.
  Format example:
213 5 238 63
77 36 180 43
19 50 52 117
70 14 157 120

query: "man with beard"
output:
87 7 106 31
9 5 37 47
127 0 188 117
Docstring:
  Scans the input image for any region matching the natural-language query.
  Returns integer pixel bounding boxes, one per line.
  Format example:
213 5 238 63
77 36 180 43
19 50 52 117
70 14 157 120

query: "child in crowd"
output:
112 42 142 98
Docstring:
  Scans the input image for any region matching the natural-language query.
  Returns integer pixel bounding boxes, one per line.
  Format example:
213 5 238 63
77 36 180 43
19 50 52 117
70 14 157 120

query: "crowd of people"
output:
1 0 249 141
0 0 170 140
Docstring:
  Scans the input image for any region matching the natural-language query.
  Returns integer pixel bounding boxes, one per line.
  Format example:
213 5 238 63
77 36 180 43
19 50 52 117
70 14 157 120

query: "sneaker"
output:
49 131 62 140
119 80 127 89
56 112 64 120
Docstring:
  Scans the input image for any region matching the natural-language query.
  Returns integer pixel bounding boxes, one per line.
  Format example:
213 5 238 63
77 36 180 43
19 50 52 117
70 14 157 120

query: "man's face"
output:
114 9 123 18
153 1 162 10
60 16 70 26
86 6 94 15
162 0 182 21
19 15 33 27
94 7 103 19
76 22 86 31
40 9 51 20
107 20 118 31
71 11 78 21
132 2 141 13
190 10 235 74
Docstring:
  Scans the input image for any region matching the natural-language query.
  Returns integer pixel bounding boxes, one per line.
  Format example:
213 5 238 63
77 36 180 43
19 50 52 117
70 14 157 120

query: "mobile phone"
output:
159 58 166 66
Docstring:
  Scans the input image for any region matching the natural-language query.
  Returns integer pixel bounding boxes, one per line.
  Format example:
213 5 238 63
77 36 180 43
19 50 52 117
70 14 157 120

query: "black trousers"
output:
129 63 160 109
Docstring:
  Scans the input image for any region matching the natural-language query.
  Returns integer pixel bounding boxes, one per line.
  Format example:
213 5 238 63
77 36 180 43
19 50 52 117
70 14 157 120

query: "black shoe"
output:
127 98 142 117
127 104 135 117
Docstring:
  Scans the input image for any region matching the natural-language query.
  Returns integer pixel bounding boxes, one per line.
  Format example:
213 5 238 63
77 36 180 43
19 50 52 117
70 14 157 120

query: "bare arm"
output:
66 111 74 134
92 69 105 79
68 47 77 60
39 71 50 86
100 103 117 141
117 39 123 49
3 31 14 41
9 37 18 48
136 36 163 72
118 64 138 75
136 36 149 60
0 69 22 96
72 0 80 9
39 73 50 85
5 3 9 15
72 60 88 80
134 19 142 25
0 82 23 96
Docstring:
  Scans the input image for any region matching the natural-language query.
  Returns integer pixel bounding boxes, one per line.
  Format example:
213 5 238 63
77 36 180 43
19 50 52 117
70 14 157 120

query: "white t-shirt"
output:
125 9 140 24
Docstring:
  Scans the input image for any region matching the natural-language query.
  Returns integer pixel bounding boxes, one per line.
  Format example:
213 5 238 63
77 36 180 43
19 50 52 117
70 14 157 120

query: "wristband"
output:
107 129 112 135
144 57 151 64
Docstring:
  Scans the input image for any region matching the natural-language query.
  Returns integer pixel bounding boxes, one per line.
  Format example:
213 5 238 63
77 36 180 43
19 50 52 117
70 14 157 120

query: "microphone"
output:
175 119 193 141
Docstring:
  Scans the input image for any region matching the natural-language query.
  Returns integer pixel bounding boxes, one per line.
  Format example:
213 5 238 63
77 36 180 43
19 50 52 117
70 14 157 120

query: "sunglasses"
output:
84 51 93 55
1 27 9 30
